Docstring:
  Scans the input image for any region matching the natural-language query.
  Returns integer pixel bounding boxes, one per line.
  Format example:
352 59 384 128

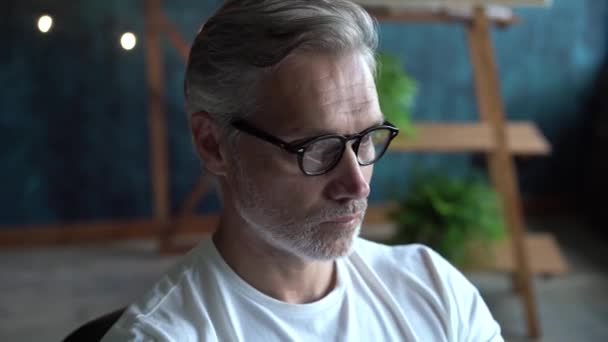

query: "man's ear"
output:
190 112 229 177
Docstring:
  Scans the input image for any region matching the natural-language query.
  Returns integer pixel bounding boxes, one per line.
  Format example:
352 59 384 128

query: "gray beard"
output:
232 158 367 260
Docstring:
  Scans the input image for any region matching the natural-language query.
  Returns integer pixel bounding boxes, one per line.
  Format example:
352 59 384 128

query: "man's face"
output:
225 51 383 260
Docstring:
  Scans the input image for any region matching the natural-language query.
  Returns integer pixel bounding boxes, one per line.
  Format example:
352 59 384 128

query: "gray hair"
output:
184 0 378 127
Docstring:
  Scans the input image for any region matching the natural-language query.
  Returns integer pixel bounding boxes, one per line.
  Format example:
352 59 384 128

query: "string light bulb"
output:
37 15 53 33
120 32 137 50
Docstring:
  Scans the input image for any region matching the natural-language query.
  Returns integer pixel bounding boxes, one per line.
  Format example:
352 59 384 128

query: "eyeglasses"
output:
231 120 399 176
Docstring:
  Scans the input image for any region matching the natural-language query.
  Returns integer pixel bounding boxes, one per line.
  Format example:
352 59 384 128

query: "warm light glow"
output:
38 15 53 33
120 32 137 50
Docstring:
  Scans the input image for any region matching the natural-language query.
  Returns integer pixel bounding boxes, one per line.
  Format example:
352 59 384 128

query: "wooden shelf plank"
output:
389 121 551 155
0 216 218 248
462 232 568 275
362 205 568 276
363 5 518 26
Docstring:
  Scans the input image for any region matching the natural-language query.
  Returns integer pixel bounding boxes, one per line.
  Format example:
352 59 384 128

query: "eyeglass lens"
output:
301 128 393 175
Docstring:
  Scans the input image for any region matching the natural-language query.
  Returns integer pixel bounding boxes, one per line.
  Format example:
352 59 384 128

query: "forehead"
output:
256 51 382 137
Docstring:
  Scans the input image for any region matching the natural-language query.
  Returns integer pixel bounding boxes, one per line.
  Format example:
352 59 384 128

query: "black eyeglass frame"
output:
231 120 400 176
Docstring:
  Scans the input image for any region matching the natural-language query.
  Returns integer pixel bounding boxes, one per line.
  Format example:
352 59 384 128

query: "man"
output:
103 0 503 341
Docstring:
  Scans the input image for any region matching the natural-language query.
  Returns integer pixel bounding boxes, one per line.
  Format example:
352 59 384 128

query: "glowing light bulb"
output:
38 15 53 33
120 32 137 50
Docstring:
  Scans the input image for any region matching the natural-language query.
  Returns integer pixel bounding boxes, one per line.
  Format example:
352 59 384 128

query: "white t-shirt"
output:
102 238 503 341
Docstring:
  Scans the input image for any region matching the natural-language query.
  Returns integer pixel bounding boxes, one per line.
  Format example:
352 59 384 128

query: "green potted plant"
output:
389 170 506 266
376 53 417 135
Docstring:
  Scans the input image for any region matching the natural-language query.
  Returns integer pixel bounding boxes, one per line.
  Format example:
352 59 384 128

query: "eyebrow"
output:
284 116 386 140
285 127 333 137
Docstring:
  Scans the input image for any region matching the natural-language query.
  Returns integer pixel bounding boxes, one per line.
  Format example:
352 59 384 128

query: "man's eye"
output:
361 134 373 146
322 146 342 159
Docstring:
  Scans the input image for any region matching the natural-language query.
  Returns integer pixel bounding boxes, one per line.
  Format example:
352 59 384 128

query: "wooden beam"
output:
365 6 518 26
467 7 540 337
153 10 204 251
0 215 218 249
390 121 550 154
144 0 170 226
158 11 190 62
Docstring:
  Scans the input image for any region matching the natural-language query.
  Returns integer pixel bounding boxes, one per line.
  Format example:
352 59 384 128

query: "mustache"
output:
307 199 368 224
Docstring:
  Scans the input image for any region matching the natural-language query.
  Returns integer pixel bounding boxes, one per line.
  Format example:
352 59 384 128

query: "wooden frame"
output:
465 7 541 337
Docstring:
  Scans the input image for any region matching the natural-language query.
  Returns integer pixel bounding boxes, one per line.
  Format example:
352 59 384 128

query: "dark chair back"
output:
63 308 126 342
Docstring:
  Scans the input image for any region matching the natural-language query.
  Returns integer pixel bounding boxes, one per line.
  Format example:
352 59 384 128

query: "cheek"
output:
363 164 374 181
231 141 328 208
262 172 325 202
253 170 327 212
240 140 301 175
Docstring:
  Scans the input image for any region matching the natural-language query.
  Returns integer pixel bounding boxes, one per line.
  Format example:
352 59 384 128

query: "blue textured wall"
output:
1 0 607 227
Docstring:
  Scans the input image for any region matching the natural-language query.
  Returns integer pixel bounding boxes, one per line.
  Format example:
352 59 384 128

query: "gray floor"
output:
1 216 607 341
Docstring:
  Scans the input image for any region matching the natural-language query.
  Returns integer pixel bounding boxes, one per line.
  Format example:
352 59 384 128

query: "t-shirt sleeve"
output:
422 246 504 342
101 316 174 342
101 310 219 342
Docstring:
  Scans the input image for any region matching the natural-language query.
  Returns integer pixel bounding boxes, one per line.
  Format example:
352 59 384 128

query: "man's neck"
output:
212 213 337 304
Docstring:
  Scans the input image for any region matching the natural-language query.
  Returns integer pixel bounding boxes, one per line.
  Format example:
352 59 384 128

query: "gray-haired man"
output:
103 0 503 340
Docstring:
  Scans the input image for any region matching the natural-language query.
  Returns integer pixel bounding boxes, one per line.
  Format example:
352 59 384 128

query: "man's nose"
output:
325 145 371 201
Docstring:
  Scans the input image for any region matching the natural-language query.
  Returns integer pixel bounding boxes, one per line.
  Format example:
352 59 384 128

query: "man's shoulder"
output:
349 241 503 341
102 239 216 341
129 240 210 315
350 238 463 296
